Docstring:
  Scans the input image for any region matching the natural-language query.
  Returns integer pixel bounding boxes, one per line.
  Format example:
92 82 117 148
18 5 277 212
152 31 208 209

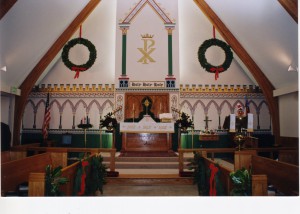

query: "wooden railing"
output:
1 143 40 163
25 147 116 172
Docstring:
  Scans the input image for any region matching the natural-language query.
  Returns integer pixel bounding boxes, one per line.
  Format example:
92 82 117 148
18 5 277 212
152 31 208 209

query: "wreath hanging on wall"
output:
198 38 233 80
62 37 97 79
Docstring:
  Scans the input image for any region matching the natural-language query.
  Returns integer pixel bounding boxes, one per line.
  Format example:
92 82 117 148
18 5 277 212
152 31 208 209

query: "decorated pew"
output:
28 153 108 196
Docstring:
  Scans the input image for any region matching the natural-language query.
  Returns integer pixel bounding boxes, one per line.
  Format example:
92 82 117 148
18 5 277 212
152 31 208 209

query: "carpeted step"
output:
115 161 179 169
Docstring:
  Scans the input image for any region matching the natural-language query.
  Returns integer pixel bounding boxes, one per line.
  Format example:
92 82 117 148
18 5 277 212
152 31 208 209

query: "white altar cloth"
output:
120 115 174 133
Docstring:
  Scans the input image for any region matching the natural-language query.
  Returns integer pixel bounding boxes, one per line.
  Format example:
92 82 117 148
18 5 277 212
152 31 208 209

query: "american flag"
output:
245 96 250 115
42 92 51 141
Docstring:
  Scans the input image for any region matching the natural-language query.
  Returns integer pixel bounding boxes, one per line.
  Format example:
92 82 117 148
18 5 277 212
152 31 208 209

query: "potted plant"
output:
45 165 69 196
229 167 251 196
176 112 194 132
100 112 118 131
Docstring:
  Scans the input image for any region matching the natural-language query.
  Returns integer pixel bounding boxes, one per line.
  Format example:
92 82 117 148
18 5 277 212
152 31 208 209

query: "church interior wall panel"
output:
39 0 116 86
279 92 298 137
178 0 255 86
115 0 179 83
24 96 114 131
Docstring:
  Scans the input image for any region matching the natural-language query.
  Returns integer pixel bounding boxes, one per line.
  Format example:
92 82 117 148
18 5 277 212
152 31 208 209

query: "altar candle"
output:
160 103 162 111
133 104 135 111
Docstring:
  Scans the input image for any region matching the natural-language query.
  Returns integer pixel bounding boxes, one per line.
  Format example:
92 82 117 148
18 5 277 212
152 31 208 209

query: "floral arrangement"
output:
100 112 118 131
176 112 194 131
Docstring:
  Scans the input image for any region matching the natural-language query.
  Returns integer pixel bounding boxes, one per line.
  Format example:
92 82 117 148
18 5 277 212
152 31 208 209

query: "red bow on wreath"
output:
72 67 87 79
210 67 224 80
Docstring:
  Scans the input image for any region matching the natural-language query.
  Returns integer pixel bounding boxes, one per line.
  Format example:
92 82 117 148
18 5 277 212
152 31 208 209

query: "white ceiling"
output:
0 0 298 94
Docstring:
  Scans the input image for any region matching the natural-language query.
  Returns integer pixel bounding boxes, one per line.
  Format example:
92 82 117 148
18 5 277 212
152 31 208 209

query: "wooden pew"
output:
252 155 299 196
278 150 299 165
1 143 40 163
1 152 67 196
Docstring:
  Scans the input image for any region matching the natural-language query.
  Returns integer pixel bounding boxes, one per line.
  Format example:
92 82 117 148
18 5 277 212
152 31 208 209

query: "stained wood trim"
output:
13 0 101 145
0 0 17 20
193 0 280 145
278 0 298 23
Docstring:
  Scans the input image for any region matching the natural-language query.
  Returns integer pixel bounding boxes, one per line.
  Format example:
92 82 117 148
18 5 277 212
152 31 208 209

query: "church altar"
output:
120 115 174 152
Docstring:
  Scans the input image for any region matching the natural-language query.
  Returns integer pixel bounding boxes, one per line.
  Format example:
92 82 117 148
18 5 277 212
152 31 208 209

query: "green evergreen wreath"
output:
62 38 97 72
198 38 233 79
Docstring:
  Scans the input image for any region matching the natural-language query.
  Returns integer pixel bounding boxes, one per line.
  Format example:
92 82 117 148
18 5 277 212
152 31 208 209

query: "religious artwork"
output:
137 34 156 64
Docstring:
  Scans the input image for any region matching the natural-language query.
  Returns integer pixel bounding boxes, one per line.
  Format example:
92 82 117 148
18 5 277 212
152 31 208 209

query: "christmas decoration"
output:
62 37 97 79
198 38 233 80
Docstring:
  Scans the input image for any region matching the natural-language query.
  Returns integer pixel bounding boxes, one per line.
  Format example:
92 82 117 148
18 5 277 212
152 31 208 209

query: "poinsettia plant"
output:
100 112 118 130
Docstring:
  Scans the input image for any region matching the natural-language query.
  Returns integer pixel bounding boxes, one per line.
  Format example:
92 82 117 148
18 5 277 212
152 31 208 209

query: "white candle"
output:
160 103 162 111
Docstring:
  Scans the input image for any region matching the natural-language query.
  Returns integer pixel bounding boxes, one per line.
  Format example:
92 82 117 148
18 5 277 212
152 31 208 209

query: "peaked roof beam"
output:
193 0 280 145
0 0 17 20
278 0 298 23
13 0 101 145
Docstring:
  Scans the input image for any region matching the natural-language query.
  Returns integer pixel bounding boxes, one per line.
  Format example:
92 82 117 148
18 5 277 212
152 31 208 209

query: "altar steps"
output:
103 155 194 186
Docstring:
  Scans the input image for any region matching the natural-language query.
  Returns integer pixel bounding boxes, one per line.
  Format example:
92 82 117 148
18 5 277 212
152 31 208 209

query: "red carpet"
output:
119 151 178 157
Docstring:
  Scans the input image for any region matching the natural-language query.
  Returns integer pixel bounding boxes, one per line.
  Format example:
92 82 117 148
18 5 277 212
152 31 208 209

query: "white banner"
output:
129 81 165 88
247 113 254 132
120 122 174 133
229 114 236 132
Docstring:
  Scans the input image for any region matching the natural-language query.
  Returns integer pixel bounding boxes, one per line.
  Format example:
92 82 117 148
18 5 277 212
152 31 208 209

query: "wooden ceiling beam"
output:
0 0 17 20
13 0 101 145
278 0 298 23
193 0 280 145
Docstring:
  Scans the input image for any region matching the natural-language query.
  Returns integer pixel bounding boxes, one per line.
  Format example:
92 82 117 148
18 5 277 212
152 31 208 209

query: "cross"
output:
204 115 212 130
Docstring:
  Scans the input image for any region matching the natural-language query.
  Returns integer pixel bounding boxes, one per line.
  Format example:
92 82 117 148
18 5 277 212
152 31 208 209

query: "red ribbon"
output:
209 163 219 196
72 67 87 79
78 160 89 196
210 67 224 80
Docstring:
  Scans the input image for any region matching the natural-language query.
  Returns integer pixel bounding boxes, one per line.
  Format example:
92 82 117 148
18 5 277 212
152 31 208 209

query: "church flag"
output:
42 92 51 141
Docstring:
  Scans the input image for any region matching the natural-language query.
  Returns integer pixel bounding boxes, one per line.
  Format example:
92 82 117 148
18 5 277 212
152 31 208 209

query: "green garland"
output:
62 38 97 74
198 38 233 79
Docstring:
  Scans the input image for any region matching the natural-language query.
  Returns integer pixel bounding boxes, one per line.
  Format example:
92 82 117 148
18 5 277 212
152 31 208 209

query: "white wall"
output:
279 92 298 137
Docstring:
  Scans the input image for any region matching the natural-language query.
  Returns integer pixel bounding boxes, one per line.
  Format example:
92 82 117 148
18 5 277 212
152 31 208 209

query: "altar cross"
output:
204 115 212 129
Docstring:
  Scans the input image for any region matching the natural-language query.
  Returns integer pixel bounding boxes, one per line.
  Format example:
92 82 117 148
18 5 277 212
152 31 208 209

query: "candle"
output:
133 104 135 111
160 103 162 111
